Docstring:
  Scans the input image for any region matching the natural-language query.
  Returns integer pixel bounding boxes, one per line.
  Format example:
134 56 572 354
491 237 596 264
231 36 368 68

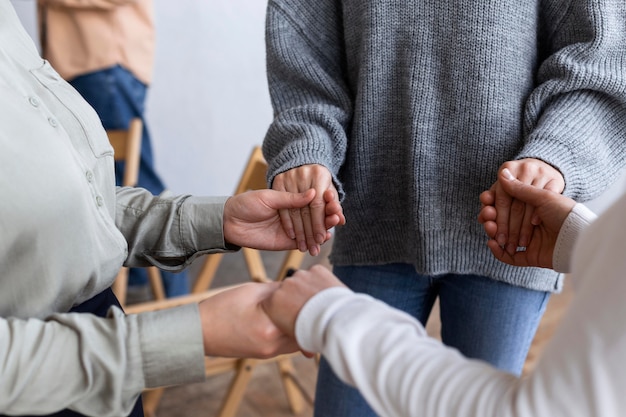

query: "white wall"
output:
9 0 626 211
11 0 272 197
147 1 273 196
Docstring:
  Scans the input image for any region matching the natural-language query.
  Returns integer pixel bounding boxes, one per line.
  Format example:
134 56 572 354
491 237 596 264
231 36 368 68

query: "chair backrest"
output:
106 118 143 187
192 146 305 293
106 118 166 306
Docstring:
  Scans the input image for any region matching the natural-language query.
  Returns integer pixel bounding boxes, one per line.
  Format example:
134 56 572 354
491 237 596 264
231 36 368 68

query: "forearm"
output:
0 304 204 416
519 0 626 201
115 187 235 271
296 288 520 417
263 0 352 195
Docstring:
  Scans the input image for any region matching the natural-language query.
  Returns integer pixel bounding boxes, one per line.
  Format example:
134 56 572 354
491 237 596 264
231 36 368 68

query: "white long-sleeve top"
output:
294 200 626 417
0 3 234 415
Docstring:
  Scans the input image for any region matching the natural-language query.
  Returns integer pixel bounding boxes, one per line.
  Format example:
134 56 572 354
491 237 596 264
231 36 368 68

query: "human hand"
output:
223 188 343 253
486 158 564 255
261 265 346 341
198 282 299 358
272 165 345 256
478 168 575 268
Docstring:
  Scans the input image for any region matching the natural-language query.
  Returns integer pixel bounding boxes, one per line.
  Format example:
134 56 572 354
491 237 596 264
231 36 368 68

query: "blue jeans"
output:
313 263 550 417
69 65 189 297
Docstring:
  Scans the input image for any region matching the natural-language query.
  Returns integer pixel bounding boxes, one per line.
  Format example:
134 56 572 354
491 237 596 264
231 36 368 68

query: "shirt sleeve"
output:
263 0 351 198
295 287 521 417
295 193 626 417
115 187 239 271
0 304 205 417
552 203 597 273
517 0 626 201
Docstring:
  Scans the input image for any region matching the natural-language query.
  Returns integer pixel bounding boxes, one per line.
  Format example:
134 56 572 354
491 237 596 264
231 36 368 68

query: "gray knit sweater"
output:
262 0 626 292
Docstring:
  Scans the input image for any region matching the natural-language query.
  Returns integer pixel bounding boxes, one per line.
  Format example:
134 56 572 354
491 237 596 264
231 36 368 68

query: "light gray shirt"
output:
0 3 232 415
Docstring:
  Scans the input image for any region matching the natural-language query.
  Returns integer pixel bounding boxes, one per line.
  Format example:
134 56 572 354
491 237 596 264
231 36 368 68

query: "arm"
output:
0 304 204 416
263 0 350 255
0 281 299 416
115 186 343 270
263 266 520 417
265 262 623 417
518 0 626 201
492 1 626 252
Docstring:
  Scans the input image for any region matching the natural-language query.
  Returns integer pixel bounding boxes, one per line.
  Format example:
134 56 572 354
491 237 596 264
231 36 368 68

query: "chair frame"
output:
128 146 313 417
106 118 166 305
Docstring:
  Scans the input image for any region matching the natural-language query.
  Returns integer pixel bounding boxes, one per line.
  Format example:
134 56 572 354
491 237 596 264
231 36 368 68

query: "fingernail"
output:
497 233 506 246
502 168 515 181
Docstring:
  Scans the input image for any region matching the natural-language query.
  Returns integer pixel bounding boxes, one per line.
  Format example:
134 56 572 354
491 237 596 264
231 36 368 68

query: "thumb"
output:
266 188 316 210
498 168 551 206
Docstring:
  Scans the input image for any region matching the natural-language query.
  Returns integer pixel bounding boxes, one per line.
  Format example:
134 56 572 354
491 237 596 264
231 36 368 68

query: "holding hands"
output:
197 187 343 359
197 265 345 359
481 158 565 256
478 167 575 269
224 187 344 254
271 165 346 256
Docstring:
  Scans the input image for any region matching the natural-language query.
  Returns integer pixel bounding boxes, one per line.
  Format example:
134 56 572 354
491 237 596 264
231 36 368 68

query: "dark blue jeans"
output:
313 263 550 417
69 65 189 297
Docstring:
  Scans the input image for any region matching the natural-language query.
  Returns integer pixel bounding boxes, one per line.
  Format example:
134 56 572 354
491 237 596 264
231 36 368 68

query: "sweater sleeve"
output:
262 0 352 198
0 304 205 416
518 0 626 201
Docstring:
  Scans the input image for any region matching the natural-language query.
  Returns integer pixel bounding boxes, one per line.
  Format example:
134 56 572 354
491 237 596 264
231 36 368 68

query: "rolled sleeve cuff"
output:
136 303 206 388
181 196 240 251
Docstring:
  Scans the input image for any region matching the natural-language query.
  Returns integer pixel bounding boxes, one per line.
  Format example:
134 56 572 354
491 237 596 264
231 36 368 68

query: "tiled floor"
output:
138 241 574 417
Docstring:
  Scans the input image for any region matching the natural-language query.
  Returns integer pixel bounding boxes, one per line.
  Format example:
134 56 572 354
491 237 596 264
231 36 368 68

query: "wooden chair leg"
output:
147 266 166 300
192 253 224 293
276 357 309 413
217 359 258 417
141 388 165 417
112 267 129 306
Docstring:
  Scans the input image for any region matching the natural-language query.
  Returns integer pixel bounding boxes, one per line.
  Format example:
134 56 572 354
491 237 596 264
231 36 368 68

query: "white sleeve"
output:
553 203 597 273
295 288 520 417
0 304 205 416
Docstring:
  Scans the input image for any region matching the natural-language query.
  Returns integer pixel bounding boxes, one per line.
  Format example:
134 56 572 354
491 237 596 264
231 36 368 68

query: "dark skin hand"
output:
478 168 574 269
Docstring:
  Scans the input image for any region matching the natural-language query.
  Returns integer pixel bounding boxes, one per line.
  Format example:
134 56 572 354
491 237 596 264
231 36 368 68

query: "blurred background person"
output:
37 0 189 297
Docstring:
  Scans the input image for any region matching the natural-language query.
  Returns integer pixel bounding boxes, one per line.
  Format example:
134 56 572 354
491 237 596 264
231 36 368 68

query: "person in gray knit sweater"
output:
262 1 626 416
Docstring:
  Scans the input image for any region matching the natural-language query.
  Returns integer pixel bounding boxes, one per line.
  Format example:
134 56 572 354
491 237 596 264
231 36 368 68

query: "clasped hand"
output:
478 162 574 269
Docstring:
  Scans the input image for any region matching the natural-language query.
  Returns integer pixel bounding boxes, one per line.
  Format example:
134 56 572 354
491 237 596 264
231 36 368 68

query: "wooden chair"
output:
106 118 166 306
126 146 313 417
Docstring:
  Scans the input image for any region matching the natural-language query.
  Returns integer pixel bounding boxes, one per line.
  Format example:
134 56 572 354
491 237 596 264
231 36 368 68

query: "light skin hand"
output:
223 188 343 253
261 265 346 341
272 165 345 256
478 168 575 269
488 158 564 256
198 282 299 358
